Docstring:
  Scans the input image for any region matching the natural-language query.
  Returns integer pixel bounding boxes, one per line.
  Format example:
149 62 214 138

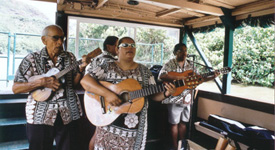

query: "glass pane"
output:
136 27 179 67
0 0 56 92
188 26 274 104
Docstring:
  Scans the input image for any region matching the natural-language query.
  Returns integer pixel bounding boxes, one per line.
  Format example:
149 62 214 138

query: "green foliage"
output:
70 23 129 57
69 24 178 63
136 28 177 65
232 26 274 87
186 26 275 87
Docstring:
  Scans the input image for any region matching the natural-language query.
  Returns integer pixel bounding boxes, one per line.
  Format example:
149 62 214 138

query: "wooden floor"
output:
188 140 207 150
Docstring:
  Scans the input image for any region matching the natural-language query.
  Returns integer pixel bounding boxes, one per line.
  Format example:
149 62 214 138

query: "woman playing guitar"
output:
81 37 176 150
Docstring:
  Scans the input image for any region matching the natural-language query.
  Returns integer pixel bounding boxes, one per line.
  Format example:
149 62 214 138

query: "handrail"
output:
0 32 164 86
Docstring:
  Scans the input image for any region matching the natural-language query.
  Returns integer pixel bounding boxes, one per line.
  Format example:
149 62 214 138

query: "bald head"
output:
42 25 64 37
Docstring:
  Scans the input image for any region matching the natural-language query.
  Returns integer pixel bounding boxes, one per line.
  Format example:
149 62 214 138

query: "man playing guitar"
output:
158 43 220 150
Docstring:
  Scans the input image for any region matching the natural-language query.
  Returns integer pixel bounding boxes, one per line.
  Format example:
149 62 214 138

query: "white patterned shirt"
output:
158 58 198 105
14 47 83 126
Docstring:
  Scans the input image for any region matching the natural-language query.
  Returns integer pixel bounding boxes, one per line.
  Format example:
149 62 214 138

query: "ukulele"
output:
169 67 231 96
29 49 102 101
84 76 199 126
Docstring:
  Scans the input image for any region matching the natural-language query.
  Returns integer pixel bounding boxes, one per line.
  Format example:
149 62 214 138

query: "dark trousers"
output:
26 114 79 150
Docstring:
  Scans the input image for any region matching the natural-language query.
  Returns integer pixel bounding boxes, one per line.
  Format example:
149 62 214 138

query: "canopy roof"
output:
39 0 274 29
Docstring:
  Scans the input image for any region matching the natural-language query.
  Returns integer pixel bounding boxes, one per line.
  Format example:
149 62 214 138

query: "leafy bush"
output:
187 26 274 87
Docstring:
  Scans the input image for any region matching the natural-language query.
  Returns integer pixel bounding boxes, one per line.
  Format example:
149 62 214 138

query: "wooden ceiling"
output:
39 0 275 28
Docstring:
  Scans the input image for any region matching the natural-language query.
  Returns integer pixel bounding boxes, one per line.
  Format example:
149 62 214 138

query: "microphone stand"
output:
187 55 196 141
186 59 213 70
187 57 211 141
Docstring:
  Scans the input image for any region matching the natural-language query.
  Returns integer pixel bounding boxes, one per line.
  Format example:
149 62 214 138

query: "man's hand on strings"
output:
40 77 60 91
164 82 176 97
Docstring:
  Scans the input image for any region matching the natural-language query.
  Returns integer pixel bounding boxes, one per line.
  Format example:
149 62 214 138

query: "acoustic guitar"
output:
169 67 231 96
84 75 200 126
84 67 231 126
29 48 102 101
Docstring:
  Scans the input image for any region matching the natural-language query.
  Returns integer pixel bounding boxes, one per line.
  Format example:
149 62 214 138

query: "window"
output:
188 26 274 104
0 0 56 93
67 16 180 67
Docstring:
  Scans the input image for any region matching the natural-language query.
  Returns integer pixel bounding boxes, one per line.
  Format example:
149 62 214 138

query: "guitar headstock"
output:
86 47 103 63
218 67 231 74
184 74 203 89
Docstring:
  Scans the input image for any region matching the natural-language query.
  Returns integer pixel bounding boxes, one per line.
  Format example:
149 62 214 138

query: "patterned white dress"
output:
86 61 156 150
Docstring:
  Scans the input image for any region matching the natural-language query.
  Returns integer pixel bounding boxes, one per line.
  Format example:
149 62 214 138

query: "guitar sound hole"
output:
119 92 130 104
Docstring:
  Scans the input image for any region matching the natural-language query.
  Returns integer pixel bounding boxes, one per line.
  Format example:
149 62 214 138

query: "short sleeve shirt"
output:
14 47 83 126
86 61 156 150
86 61 156 101
158 58 198 105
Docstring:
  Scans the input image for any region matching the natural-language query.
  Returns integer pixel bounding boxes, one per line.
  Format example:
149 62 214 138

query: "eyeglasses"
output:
47 35 65 41
119 43 136 48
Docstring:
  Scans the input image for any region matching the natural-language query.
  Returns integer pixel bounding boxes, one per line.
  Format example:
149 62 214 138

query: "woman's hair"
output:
173 43 186 55
118 37 135 47
103 36 119 51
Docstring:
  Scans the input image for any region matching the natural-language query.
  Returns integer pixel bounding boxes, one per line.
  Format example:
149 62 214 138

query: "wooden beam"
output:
190 20 222 28
186 0 275 27
57 0 65 5
145 0 223 16
212 0 238 6
179 9 205 17
156 8 180 17
232 0 274 16
64 10 183 27
190 8 275 29
138 0 175 9
96 0 108 9
141 0 206 17
236 8 275 20
200 0 235 9
185 16 220 25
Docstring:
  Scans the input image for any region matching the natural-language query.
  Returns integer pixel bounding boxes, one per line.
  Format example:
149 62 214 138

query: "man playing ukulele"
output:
12 25 87 150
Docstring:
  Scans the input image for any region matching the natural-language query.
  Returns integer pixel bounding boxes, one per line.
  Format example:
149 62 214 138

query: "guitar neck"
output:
129 80 184 99
128 67 231 100
201 72 215 79
201 67 231 79
55 60 82 79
